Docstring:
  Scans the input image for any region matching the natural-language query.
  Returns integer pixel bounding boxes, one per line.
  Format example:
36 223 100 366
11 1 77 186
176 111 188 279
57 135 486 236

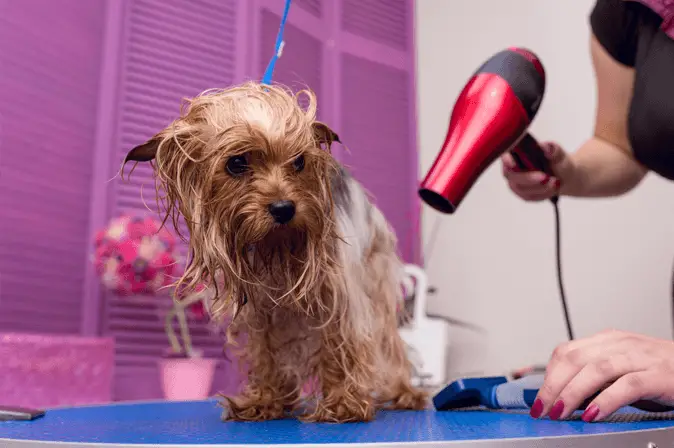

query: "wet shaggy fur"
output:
123 82 428 422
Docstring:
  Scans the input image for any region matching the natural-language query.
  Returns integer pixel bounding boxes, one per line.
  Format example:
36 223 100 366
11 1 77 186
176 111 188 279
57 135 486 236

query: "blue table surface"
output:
1 400 674 445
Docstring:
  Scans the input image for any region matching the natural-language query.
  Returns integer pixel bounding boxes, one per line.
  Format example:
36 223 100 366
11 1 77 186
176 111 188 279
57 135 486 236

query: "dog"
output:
123 82 428 422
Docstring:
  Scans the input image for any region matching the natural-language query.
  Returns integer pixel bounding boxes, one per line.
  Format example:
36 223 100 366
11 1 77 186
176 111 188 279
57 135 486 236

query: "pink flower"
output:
92 214 181 297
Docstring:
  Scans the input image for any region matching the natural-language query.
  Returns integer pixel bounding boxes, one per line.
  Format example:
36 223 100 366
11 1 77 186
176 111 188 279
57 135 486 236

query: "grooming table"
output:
1 400 673 447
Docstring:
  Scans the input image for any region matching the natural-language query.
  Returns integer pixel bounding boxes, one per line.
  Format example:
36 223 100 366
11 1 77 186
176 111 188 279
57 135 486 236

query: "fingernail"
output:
533 172 547 183
530 399 543 419
548 400 565 420
539 175 550 185
554 179 561 190
581 404 600 423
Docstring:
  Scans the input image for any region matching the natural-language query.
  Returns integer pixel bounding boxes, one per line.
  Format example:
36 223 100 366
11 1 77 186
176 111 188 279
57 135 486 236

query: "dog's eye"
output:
226 155 249 176
293 154 305 172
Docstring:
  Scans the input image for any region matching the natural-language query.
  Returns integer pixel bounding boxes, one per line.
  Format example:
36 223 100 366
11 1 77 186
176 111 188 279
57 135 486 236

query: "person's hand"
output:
529 329 674 422
501 141 575 201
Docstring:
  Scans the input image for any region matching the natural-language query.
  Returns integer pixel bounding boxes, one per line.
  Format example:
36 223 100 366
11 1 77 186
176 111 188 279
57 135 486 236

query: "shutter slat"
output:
341 0 408 50
124 44 236 81
127 28 234 67
132 0 237 25
0 258 87 282
1 301 85 319
295 0 322 17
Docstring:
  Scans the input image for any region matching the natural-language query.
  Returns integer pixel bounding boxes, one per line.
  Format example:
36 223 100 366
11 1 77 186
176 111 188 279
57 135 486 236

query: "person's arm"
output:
560 35 648 198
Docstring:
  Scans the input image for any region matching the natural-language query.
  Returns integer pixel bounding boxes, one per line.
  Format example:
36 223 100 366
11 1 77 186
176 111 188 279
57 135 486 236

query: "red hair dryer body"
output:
419 48 554 213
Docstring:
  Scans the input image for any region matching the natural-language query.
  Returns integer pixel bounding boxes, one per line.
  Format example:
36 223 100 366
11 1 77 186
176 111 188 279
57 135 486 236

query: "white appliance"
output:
398 264 450 388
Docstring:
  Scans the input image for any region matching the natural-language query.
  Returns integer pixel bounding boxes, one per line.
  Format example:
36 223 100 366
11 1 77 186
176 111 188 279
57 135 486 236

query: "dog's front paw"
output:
220 394 285 422
302 395 376 423
387 387 430 411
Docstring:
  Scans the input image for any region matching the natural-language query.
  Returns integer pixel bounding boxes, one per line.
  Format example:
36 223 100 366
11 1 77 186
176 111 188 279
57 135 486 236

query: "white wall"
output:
415 0 674 380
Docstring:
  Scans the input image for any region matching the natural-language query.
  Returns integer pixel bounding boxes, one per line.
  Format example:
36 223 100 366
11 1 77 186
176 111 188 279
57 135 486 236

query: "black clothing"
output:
590 0 674 180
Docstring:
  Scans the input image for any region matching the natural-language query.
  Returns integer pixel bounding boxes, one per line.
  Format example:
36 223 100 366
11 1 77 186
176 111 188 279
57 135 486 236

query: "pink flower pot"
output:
158 357 217 400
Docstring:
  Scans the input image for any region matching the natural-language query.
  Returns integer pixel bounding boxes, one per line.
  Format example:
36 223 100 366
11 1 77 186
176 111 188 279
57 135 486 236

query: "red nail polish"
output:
581 404 600 423
530 399 543 418
554 179 561 190
548 400 565 420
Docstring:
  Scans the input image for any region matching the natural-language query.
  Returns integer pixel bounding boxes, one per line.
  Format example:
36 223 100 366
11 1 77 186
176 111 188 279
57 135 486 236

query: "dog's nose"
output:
268 200 296 224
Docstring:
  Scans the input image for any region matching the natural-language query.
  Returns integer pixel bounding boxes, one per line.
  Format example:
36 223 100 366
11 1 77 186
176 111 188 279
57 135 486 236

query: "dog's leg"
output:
222 377 300 422
375 328 430 411
303 326 377 423
220 317 301 422
294 174 380 423
364 207 429 411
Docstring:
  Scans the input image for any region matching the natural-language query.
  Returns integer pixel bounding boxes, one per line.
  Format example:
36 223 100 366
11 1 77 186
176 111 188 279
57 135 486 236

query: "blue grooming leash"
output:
261 0 292 85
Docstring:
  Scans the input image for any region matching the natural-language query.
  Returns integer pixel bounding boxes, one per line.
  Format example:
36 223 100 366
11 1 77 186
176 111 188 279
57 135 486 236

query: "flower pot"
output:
158 357 217 400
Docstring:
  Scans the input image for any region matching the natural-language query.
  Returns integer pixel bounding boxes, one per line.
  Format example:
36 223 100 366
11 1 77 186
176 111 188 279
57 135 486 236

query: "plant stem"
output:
175 300 193 355
167 291 205 356
164 305 183 354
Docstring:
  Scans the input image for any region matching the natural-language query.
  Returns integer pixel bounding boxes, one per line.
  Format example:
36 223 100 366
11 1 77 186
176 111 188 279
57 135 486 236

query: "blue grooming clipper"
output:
433 376 507 410
433 374 674 413
433 375 543 411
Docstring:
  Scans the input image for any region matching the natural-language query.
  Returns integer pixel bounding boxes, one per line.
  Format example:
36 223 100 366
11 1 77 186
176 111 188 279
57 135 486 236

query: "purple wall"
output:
0 0 106 334
0 0 419 402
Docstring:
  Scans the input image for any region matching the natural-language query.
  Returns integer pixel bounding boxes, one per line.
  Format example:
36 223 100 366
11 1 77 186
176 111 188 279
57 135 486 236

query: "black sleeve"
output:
589 0 640 66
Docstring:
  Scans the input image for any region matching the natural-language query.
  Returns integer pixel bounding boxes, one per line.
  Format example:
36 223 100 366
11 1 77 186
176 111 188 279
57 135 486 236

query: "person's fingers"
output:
516 190 554 202
531 349 595 419
505 170 549 187
503 141 572 201
554 353 639 420
544 329 628 372
582 370 671 422
541 142 567 166
501 153 517 172
531 332 628 419
507 178 559 202
541 141 581 186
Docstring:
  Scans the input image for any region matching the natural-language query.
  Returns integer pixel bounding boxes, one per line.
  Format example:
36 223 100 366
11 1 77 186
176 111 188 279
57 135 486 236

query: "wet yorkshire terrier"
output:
123 82 428 422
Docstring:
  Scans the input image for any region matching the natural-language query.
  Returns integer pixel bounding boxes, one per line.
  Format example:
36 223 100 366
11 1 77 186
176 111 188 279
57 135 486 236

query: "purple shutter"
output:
99 0 244 401
253 0 419 263
0 0 106 334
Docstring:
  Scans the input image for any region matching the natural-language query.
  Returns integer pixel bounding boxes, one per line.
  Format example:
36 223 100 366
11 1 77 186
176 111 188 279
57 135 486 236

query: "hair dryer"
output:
419 47 554 214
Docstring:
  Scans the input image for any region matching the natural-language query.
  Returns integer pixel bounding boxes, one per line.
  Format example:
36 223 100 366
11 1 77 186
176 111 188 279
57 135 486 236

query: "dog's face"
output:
123 83 341 303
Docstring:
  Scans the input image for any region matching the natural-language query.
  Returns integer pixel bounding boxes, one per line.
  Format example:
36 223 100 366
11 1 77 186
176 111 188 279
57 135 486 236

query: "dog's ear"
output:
125 137 160 163
312 122 341 150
